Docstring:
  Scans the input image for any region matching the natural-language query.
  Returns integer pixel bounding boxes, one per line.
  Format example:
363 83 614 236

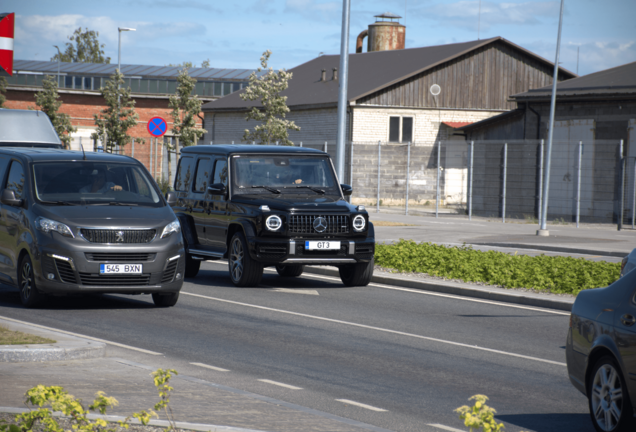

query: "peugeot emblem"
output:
115 230 125 243
313 217 328 233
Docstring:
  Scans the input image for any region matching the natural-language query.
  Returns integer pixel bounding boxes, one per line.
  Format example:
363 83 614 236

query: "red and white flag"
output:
0 13 15 76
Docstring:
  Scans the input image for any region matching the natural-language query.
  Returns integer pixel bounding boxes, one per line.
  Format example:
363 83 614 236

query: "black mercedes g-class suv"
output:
172 145 374 287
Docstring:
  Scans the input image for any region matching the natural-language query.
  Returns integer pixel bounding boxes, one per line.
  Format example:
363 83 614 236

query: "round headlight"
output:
353 215 366 232
266 215 282 231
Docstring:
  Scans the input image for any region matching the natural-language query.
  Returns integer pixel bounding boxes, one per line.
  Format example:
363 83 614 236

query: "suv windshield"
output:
231 155 339 195
33 162 162 206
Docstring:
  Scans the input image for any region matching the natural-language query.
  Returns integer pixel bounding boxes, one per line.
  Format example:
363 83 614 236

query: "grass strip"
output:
0 325 56 345
375 240 620 295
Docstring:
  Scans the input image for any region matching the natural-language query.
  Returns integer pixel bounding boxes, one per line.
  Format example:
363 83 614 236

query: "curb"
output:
304 267 574 312
0 407 269 432
470 242 627 258
0 318 105 362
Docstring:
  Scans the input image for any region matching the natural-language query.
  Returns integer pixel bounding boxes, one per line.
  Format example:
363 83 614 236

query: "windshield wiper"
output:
108 202 138 206
286 185 325 195
251 185 281 194
39 200 78 206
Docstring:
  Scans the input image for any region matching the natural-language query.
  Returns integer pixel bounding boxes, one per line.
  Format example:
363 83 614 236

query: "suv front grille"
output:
257 244 287 259
80 229 156 244
85 253 156 262
289 215 349 234
79 273 151 286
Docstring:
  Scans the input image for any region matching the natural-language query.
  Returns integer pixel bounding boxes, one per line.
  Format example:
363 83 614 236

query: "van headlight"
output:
352 215 366 232
161 220 181 238
35 217 74 238
266 215 282 231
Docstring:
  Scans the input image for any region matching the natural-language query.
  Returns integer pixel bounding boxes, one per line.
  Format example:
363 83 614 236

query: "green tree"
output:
168 68 207 181
35 75 77 149
0 76 6 107
201 59 210 68
240 50 299 145
91 71 141 152
52 27 110 63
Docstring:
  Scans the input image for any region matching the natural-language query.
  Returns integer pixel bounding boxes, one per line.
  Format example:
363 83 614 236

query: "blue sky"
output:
7 0 636 76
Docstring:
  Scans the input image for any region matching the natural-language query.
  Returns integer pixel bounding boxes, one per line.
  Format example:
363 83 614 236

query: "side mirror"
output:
207 183 227 194
165 191 178 206
340 184 352 196
1 189 22 207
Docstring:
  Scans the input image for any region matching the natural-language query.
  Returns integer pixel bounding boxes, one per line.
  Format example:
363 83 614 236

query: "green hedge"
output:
374 240 620 295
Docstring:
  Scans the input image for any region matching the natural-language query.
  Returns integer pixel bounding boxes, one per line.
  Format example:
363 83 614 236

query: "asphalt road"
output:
0 261 591 432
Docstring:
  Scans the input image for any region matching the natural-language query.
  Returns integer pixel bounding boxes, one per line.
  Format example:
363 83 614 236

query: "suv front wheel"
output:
339 257 374 287
19 255 44 307
229 232 263 287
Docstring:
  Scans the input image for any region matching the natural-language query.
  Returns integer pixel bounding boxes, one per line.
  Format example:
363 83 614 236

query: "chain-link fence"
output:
176 139 634 228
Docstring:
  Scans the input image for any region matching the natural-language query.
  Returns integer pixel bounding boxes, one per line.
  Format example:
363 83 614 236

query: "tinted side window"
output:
194 158 212 193
213 160 228 186
175 157 195 192
6 161 25 199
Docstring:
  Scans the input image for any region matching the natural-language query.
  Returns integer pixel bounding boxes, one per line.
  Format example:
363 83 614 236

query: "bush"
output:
156 177 172 196
375 240 620 295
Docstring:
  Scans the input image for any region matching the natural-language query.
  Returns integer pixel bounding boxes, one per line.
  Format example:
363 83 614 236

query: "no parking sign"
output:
147 117 168 137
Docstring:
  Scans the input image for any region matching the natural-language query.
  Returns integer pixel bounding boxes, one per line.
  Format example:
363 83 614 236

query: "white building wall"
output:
351 106 505 144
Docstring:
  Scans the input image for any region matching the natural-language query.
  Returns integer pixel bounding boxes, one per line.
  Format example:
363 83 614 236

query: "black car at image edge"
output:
171 145 375 287
0 148 184 307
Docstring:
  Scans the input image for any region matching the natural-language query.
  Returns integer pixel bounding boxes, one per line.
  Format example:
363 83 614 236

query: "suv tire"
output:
588 355 635 432
19 255 44 307
152 292 179 307
276 264 304 277
229 232 263 287
339 257 374 287
184 254 201 278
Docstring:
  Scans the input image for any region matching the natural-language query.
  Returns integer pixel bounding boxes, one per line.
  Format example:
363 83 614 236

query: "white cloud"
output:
284 0 341 23
414 1 560 31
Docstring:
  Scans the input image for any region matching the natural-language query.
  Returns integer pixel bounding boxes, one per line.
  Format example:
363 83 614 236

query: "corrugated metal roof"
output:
202 37 576 112
12 59 260 81
512 60 636 100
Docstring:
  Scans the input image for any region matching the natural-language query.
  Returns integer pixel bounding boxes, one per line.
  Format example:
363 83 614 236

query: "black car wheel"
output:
588 356 635 432
152 292 179 307
275 264 304 277
229 232 263 287
184 254 201 278
339 257 374 287
18 255 43 307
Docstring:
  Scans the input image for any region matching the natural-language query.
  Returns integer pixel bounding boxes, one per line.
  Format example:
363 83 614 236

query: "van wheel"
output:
276 264 304 277
588 356 635 432
339 258 374 287
184 254 200 278
152 292 179 307
19 255 44 307
229 232 263 287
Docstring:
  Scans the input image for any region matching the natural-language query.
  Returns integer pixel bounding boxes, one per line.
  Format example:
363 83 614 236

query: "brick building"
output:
4 59 258 179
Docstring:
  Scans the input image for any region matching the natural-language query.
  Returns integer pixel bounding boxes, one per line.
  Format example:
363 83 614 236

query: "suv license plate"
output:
305 241 340 250
100 264 143 274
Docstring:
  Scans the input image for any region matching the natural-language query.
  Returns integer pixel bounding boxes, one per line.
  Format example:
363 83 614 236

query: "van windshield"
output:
33 162 162 206
231 155 339 195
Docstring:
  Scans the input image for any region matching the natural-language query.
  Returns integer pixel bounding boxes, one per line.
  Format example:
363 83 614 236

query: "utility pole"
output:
335 0 351 183
537 0 565 237
53 45 61 87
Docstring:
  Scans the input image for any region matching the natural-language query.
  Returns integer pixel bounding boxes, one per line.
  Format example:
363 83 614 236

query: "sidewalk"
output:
369 211 635 258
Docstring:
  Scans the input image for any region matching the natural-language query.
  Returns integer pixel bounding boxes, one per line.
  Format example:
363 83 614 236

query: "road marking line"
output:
271 288 319 295
180 292 566 366
0 315 162 355
336 399 387 412
299 273 571 316
427 424 465 432
258 379 303 390
190 362 229 372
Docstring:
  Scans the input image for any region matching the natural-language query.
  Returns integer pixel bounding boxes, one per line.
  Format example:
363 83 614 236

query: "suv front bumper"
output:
247 237 375 265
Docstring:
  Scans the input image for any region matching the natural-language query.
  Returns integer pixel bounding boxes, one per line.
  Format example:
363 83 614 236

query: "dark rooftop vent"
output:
332 68 338 81
321 69 326 81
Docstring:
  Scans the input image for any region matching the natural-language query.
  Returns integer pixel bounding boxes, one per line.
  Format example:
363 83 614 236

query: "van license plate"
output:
305 241 340 250
100 264 142 274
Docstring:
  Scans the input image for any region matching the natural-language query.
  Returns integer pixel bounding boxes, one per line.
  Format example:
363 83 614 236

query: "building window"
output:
214 82 222 96
388 116 414 143
65 76 73 88
223 83 232 96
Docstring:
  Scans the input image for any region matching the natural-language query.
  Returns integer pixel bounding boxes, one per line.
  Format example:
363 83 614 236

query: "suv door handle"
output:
621 314 636 327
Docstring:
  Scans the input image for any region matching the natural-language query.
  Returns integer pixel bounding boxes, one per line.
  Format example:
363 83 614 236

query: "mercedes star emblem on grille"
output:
115 230 125 242
313 217 328 233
